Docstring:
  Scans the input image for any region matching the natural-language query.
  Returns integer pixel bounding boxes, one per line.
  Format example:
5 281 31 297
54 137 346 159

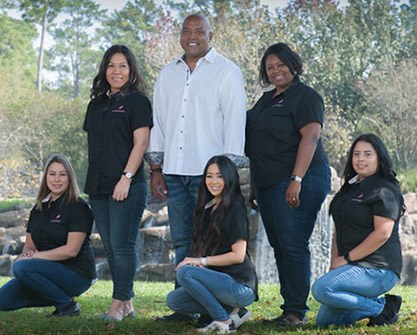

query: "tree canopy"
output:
1 0 416 197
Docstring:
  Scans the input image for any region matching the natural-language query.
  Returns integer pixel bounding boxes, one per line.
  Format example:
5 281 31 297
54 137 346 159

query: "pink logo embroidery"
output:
51 214 62 223
112 105 125 113
272 99 284 108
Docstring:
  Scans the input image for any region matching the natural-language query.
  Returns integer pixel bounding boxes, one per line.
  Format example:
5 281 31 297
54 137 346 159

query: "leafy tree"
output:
357 59 417 170
15 0 66 92
48 0 106 98
99 0 161 92
0 14 37 75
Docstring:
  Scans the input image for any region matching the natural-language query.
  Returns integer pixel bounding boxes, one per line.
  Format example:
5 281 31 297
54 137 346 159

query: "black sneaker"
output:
195 314 213 328
156 312 197 322
48 301 80 317
368 294 402 326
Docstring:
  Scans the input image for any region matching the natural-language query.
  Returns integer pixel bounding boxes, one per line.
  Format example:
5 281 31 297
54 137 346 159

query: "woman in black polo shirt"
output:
0 154 95 316
245 42 331 326
166 156 258 333
312 133 405 327
83 45 152 321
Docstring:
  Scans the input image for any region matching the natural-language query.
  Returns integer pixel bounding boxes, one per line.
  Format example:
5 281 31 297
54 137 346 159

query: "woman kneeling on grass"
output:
0 154 96 317
166 155 258 334
312 134 405 327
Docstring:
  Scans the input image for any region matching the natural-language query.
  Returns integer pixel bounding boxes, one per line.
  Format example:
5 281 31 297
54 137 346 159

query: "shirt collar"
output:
349 173 381 192
176 47 217 66
42 193 65 208
204 198 217 210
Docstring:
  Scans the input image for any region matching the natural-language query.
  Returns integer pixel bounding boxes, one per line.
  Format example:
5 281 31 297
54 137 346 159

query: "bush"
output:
398 169 417 193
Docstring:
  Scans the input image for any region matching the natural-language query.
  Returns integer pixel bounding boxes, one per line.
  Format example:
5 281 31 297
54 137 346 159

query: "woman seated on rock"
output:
0 154 96 317
312 133 405 327
166 155 258 334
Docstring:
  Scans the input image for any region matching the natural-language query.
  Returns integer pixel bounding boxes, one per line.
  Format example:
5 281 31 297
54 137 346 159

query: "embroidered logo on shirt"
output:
352 193 364 202
50 214 62 223
112 105 125 113
272 99 284 108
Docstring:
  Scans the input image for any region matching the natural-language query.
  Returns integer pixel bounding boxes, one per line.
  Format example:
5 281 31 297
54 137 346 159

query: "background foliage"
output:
0 0 416 198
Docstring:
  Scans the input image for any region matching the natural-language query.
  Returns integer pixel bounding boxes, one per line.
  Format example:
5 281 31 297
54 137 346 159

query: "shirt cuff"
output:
144 152 164 165
224 154 249 169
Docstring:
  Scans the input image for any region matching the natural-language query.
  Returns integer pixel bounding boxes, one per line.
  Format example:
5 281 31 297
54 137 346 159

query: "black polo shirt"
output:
197 200 258 298
330 174 403 277
27 196 96 280
83 90 153 196
245 76 328 187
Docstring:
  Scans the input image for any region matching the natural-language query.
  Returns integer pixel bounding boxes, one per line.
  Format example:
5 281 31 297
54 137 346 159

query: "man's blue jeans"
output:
255 163 331 319
164 175 201 266
0 259 92 311
167 265 256 321
89 181 147 300
312 265 399 326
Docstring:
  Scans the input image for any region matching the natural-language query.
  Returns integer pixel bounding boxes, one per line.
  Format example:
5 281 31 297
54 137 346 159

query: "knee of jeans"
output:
175 265 194 287
311 278 329 303
12 260 30 278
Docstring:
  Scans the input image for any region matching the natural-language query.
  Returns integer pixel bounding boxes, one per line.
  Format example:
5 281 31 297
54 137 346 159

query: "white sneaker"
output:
196 320 236 333
230 307 251 328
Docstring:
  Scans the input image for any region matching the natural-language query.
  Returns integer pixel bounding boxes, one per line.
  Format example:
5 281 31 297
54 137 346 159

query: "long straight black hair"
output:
190 155 245 257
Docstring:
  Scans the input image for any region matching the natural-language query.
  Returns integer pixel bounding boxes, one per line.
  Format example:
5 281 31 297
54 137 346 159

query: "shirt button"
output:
184 99 187 101
179 147 183 150
181 115 184 118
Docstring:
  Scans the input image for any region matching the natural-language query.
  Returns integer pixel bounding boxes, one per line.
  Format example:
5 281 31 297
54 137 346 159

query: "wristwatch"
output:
122 171 134 179
201 257 208 266
291 175 303 182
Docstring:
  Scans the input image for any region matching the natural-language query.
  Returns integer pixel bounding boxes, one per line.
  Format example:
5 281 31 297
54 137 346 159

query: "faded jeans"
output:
167 265 256 321
312 264 399 326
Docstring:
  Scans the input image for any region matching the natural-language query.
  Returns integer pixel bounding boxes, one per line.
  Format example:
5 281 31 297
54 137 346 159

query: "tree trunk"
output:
36 11 48 92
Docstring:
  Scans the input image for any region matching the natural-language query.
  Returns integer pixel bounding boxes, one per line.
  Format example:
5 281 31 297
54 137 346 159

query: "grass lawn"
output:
0 277 417 334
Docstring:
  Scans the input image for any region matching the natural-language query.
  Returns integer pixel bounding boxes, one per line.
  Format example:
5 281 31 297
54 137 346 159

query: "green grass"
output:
0 277 416 334
0 198 34 213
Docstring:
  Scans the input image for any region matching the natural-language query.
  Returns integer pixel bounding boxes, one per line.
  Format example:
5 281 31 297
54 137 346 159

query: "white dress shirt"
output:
147 48 247 176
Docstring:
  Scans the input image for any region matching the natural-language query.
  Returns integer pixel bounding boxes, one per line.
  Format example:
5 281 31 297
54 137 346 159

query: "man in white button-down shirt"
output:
145 14 247 321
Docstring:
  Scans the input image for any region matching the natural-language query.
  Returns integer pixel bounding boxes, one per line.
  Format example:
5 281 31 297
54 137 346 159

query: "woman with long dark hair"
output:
312 133 405 326
0 154 95 316
84 45 152 321
166 155 258 333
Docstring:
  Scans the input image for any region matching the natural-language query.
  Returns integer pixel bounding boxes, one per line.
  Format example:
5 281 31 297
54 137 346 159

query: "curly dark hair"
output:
90 44 146 100
259 42 303 88
190 155 246 257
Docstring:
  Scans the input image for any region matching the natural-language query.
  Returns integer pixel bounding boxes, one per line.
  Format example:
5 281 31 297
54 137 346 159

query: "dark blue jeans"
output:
89 181 147 300
164 175 201 266
0 259 92 311
255 163 331 319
